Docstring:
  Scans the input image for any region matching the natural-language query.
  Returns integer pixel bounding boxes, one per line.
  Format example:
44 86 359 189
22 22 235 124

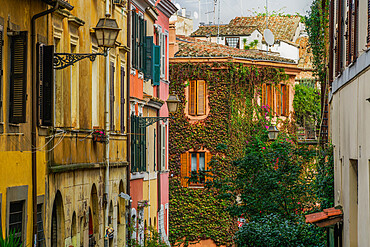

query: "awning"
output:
305 207 343 227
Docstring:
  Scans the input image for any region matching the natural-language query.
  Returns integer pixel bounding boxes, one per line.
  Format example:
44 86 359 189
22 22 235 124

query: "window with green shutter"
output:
153 45 161 86
9 31 28 124
145 36 153 79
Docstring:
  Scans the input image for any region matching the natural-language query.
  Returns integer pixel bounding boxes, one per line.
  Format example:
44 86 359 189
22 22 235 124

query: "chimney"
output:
169 21 179 58
181 8 186 17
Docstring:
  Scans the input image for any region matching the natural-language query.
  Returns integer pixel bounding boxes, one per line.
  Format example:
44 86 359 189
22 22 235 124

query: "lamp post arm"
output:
138 117 173 128
54 52 106 70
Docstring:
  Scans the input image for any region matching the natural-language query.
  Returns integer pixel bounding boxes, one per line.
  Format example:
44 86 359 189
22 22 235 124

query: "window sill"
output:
188 185 204 189
131 172 146 180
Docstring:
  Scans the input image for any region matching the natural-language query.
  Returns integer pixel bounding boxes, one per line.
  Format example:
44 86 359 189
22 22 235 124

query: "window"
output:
36 203 45 247
9 31 28 124
37 43 54 126
368 0 370 45
180 151 212 187
346 0 358 65
131 115 146 172
160 124 166 171
261 83 289 116
335 0 344 75
159 32 167 79
188 80 206 116
110 62 115 131
9 201 25 241
131 10 146 71
120 66 125 133
225 37 240 48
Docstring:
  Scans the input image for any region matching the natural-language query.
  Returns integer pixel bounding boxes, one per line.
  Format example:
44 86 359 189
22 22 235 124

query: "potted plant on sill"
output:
92 130 106 143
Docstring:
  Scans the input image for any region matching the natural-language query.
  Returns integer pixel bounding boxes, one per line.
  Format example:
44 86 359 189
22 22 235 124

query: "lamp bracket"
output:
54 52 106 70
137 116 172 128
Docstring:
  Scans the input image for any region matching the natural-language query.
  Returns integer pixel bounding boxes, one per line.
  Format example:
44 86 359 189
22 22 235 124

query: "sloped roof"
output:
229 16 301 41
191 25 260 37
305 208 343 227
174 36 295 63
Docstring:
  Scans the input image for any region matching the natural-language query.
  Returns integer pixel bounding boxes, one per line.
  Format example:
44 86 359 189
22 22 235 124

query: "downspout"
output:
31 2 60 246
126 0 132 244
104 0 110 246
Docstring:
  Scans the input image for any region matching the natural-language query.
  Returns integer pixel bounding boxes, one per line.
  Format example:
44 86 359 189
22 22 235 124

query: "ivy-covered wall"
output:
168 62 288 246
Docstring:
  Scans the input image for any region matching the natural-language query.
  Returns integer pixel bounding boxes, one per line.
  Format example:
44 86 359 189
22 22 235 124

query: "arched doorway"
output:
89 184 99 246
51 191 65 246
118 180 126 246
71 212 77 246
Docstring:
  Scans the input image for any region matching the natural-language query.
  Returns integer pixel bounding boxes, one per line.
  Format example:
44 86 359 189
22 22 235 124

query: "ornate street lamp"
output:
267 125 279 140
54 16 121 70
136 94 181 128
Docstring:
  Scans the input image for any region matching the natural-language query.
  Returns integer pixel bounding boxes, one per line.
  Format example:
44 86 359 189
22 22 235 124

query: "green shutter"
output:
41 45 54 126
145 36 153 79
153 45 160 86
9 31 28 124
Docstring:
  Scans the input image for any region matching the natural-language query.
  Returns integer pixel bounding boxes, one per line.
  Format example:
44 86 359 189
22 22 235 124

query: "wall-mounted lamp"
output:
267 125 279 140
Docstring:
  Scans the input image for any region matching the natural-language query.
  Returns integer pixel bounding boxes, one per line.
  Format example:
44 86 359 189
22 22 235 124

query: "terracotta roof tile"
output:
305 208 343 224
229 16 301 41
191 25 260 37
175 35 295 63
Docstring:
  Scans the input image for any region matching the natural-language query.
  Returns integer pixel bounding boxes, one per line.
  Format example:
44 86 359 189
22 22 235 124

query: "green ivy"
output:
169 62 287 246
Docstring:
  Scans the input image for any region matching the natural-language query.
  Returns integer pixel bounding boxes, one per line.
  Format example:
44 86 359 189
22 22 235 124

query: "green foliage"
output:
314 144 334 210
169 62 288 246
305 0 329 84
0 230 22 247
244 40 259 50
235 214 326 247
293 82 321 126
128 226 168 247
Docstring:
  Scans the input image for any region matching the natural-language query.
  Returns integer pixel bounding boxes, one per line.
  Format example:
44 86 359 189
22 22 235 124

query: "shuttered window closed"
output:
110 62 115 131
9 31 28 124
188 80 206 116
153 45 161 85
120 66 125 133
0 25 3 122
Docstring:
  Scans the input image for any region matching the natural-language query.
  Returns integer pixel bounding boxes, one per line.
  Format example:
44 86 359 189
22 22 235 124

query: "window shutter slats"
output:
41 45 54 126
354 0 358 60
145 36 153 79
267 84 272 111
261 83 266 106
189 80 196 116
153 45 161 85
276 84 281 116
205 152 212 183
284 85 289 116
346 0 352 65
180 152 189 187
120 67 125 133
161 125 166 171
336 0 343 75
10 31 27 123
368 0 370 44
197 80 206 115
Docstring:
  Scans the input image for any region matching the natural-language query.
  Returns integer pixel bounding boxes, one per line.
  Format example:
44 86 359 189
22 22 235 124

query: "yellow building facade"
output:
0 0 129 246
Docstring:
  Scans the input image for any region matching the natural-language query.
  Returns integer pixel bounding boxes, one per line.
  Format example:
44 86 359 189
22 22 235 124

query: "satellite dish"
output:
264 29 275 46
175 3 181 11
193 11 199 19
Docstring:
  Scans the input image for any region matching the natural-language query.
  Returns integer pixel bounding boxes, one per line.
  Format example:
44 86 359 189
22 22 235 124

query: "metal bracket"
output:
137 116 171 128
54 52 105 70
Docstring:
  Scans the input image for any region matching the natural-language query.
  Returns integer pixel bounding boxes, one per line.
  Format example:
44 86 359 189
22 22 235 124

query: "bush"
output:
235 214 325 247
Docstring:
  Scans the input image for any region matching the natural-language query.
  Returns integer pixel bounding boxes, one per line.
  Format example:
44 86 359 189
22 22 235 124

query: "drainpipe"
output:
104 0 111 246
31 2 62 246
126 0 132 244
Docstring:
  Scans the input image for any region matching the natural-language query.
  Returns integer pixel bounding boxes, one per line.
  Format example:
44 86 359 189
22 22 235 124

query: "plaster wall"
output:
331 67 370 246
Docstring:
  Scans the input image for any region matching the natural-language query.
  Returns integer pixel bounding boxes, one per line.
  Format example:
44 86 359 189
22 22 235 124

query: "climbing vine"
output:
168 62 288 246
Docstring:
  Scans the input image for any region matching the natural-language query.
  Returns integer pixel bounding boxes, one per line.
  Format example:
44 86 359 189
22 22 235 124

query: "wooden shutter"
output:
205 152 212 182
267 84 272 111
180 152 189 187
131 11 136 68
161 125 166 171
0 26 3 121
145 36 153 79
189 80 196 115
283 85 289 116
110 62 115 131
120 66 125 133
196 80 206 115
329 0 334 84
9 31 28 124
336 0 343 75
353 0 358 61
261 83 266 106
41 45 54 126
276 84 281 116
153 45 161 85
